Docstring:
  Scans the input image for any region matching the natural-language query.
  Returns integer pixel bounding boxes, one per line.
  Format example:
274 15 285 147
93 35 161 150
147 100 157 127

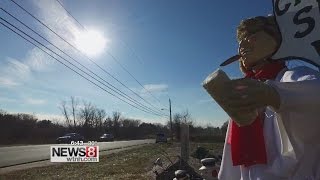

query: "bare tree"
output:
180 110 194 126
70 96 78 128
132 119 141 127
121 118 131 128
103 116 113 132
59 100 71 128
0 109 7 115
121 118 141 128
94 109 106 130
172 113 181 140
170 110 194 140
221 121 229 136
79 101 96 128
112 111 121 137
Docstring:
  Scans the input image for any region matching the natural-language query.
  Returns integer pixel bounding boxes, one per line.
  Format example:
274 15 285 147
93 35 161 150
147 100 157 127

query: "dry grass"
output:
0 142 224 180
190 142 224 155
0 143 171 180
189 142 224 175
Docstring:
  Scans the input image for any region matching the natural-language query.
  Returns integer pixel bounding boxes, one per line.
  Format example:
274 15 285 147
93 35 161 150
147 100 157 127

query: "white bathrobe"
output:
218 66 320 180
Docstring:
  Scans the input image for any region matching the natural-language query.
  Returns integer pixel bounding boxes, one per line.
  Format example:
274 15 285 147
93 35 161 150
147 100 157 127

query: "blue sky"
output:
0 0 273 127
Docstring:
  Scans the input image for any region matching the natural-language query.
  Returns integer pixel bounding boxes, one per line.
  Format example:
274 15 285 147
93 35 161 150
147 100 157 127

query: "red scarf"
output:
227 61 286 167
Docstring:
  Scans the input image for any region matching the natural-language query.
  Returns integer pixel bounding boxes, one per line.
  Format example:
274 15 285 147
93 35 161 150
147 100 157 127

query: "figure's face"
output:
238 30 278 70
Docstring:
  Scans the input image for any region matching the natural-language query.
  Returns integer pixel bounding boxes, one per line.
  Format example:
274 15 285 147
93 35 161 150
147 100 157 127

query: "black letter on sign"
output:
275 0 291 16
293 6 315 38
318 0 320 15
311 40 320 56
294 0 301 6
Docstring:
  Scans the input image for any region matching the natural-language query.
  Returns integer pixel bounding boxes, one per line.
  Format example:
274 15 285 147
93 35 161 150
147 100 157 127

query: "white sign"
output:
50 145 99 162
272 0 320 67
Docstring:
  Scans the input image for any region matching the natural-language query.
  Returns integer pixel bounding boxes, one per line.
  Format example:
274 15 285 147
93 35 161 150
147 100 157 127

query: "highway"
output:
0 139 154 168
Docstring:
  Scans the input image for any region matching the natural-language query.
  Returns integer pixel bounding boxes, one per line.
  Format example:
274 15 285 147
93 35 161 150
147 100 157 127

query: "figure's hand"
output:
222 78 280 113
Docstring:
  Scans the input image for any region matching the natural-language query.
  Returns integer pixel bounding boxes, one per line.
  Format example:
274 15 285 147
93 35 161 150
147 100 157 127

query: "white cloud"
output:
24 48 55 72
32 0 108 58
1 0 109 89
36 113 64 122
197 99 214 104
0 96 17 103
26 98 47 105
32 0 78 44
1 40 57 88
0 77 19 87
196 117 226 128
0 58 31 87
127 115 167 125
5 58 31 79
142 84 168 93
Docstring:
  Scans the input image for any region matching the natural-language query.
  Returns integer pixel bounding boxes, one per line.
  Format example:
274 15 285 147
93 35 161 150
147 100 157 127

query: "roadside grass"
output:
188 142 224 175
0 143 171 180
0 142 224 180
190 142 224 155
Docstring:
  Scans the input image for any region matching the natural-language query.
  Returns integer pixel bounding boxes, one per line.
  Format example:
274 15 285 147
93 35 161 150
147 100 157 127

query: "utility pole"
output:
169 98 173 141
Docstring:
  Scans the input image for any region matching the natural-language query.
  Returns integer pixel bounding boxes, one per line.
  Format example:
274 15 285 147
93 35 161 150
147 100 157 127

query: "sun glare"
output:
74 29 108 57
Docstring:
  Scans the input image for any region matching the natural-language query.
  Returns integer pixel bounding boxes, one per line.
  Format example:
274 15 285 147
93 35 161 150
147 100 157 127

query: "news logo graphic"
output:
50 145 99 162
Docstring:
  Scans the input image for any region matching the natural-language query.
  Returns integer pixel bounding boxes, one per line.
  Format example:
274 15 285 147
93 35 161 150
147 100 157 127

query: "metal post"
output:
180 122 189 162
169 98 173 141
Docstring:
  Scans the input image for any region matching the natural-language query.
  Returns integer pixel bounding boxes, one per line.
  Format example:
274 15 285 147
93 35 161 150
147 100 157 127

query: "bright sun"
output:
74 29 108 57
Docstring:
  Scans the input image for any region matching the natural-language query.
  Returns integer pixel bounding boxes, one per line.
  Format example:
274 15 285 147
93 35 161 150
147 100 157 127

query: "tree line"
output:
0 109 168 145
0 96 228 145
168 110 228 142
58 97 168 141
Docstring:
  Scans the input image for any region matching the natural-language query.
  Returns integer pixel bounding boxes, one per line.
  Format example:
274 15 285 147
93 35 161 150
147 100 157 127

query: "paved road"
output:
0 139 154 168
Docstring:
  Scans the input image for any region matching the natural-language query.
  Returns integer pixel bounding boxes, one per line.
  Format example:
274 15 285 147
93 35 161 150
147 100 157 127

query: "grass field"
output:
0 142 224 180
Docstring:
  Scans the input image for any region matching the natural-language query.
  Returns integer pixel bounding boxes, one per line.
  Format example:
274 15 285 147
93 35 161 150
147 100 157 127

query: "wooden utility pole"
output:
169 98 173 141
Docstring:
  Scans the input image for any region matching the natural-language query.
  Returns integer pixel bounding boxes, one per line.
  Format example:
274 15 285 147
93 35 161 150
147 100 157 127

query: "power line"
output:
54 0 166 107
9 0 166 113
119 40 145 65
8 0 167 116
56 0 85 30
0 7 167 117
0 16 165 117
57 0 145 66
0 20 160 116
